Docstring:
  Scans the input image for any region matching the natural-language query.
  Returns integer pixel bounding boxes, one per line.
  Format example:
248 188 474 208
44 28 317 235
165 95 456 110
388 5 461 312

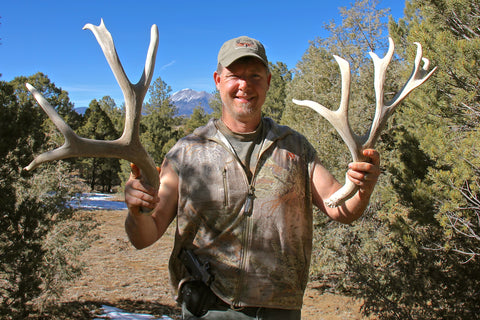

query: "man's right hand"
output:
124 163 160 216
124 160 178 249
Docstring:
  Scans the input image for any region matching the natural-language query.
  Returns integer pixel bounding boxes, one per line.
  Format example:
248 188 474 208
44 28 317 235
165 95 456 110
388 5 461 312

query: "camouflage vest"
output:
166 118 316 310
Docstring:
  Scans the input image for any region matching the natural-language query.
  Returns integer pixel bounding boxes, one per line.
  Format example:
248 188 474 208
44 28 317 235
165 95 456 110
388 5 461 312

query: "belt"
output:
181 281 300 319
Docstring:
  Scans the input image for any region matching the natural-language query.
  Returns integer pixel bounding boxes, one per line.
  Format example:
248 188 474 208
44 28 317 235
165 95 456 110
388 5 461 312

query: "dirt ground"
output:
60 209 367 319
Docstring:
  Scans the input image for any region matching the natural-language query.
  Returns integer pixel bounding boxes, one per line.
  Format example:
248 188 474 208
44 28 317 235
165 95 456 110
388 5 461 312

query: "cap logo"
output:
235 39 257 50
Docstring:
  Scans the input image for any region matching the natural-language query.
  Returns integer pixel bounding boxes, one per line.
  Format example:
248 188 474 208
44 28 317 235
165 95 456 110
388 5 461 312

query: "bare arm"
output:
312 149 380 224
124 161 178 249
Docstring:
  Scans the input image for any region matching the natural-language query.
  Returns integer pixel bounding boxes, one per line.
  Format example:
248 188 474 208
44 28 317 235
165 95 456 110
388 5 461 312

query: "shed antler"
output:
293 38 436 208
25 19 160 192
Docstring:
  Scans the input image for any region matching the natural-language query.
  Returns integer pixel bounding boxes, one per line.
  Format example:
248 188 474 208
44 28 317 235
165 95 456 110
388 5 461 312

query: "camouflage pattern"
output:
166 118 317 310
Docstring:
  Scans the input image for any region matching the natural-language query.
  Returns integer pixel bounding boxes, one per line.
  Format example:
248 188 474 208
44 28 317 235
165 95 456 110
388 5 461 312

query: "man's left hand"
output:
347 149 381 194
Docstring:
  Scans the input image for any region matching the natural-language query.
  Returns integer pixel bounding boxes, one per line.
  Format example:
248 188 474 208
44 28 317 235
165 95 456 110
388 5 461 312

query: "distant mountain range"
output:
170 88 213 115
74 88 213 116
74 106 88 115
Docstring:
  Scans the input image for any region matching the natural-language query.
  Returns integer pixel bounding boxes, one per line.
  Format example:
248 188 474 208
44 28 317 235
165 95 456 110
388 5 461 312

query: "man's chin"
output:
236 102 258 113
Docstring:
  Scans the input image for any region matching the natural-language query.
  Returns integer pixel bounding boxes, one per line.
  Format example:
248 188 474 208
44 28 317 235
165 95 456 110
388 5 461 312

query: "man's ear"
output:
213 71 220 90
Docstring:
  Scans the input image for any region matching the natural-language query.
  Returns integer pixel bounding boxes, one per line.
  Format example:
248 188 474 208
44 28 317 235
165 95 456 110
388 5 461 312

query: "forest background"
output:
1 0 479 319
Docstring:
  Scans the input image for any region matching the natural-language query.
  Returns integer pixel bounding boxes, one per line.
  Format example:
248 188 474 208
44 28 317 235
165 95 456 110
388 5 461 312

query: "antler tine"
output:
293 38 435 208
82 20 158 138
387 41 437 108
25 20 160 194
24 83 79 171
293 55 365 208
83 19 131 98
138 24 159 94
364 38 437 148
364 37 396 148
293 55 364 162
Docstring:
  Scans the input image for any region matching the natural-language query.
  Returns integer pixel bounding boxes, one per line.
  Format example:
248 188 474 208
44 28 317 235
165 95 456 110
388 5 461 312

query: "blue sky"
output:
1 1 405 109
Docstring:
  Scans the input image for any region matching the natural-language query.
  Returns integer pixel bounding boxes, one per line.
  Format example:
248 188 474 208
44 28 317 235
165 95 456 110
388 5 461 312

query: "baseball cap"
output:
217 36 268 68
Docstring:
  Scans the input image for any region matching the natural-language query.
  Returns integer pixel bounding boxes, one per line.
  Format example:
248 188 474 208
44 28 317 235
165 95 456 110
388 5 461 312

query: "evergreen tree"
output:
279 0 480 318
184 105 209 135
263 62 292 123
209 90 222 120
0 80 94 317
141 76 181 164
97 95 124 134
362 0 480 317
78 99 121 191
301 0 480 318
9 72 82 131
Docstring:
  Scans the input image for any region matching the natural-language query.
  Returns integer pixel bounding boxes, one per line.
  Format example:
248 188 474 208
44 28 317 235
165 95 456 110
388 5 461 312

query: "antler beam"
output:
25 19 160 192
293 37 436 208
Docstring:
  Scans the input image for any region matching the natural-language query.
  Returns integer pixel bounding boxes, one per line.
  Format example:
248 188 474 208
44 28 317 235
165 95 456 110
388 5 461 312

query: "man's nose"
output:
238 78 249 90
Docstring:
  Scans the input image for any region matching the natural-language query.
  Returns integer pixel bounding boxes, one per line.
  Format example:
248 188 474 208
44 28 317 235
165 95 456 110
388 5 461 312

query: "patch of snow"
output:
94 305 173 320
68 193 127 211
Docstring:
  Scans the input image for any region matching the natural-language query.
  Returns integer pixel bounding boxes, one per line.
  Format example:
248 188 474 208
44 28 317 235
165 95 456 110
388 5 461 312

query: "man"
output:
125 36 380 319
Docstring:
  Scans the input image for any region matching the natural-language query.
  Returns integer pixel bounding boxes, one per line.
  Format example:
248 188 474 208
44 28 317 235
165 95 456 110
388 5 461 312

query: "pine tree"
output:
141 76 181 164
209 90 222 120
97 95 124 134
78 99 121 191
369 0 480 317
184 105 209 135
0 79 95 317
309 0 480 318
263 62 292 123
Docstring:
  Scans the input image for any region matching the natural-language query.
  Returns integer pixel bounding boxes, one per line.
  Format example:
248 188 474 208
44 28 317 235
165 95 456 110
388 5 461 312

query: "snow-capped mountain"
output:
74 106 88 115
171 88 213 115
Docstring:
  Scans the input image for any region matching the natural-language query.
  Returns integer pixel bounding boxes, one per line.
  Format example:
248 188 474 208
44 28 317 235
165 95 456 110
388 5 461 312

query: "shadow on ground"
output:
34 299 181 319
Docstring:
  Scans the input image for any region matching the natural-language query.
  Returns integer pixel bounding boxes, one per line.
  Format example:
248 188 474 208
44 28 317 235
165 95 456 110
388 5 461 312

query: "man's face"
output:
214 57 271 126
